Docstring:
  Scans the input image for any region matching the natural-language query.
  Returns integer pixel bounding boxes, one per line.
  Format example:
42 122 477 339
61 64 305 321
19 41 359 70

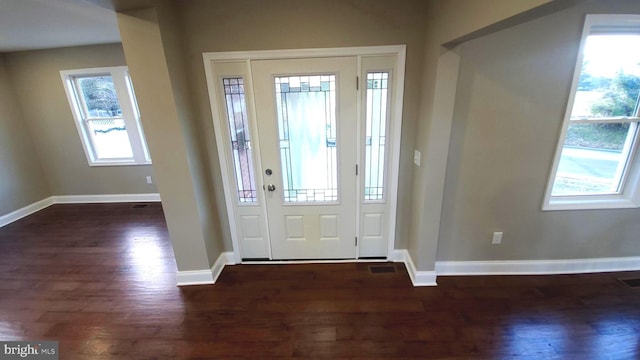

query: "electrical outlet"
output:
491 232 503 245
414 150 421 166
146 176 153 184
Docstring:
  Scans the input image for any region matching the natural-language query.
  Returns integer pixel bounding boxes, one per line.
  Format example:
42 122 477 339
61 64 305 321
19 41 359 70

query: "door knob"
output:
267 184 276 192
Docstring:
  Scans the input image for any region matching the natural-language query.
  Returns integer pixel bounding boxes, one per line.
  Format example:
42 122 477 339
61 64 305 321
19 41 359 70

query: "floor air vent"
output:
132 204 148 209
369 265 397 274
619 278 640 288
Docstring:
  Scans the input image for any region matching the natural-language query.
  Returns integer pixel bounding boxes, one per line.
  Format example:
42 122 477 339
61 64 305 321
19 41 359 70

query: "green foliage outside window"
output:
566 71 640 150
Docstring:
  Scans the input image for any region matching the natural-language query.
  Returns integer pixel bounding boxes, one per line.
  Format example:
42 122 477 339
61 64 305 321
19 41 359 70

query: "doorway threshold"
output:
240 258 391 265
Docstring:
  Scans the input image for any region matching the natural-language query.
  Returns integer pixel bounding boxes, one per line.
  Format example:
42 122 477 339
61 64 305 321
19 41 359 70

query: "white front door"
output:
251 57 358 259
205 47 404 262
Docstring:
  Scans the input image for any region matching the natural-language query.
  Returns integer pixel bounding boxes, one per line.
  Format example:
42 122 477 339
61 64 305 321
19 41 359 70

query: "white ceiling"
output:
0 0 121 52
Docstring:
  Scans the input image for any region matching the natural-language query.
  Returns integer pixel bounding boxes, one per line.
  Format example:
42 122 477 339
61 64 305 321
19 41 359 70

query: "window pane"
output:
365 72 388 201
125 74 151 162
87 118 133 159
275 75 337 203
77 76 122 118
552 122 635 196
223 78 257 203
571 35 640 120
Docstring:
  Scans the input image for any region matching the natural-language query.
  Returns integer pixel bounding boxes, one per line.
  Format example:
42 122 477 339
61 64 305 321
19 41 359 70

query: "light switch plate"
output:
492 232 503 244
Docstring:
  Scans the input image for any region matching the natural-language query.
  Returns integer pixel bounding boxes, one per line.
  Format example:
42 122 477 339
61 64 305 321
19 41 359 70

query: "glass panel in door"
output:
275 75 337 202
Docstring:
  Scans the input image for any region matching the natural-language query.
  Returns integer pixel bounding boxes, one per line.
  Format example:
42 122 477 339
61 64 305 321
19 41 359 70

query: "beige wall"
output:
0 54 49 216
155 0 225 267
429 0 553 44
408 0 562 271
176 0 430 251
4 44 157 196
438 0 640 262
117 7 221 271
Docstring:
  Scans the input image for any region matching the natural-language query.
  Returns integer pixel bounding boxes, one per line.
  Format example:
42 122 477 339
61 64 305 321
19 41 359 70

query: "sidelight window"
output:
222 77 258 203
364 72 389 201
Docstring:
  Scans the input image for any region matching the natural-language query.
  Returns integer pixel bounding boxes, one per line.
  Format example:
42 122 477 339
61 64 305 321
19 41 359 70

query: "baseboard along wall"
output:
435 257 640 276
393 250 640 286
177 252 236 286
0 194 161 228
392 249 438 286
4 196 640 287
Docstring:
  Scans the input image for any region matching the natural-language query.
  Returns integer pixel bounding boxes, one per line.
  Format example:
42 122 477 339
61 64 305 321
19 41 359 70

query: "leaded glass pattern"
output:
275 75 338 202
223 78 257 203
365 72 389 201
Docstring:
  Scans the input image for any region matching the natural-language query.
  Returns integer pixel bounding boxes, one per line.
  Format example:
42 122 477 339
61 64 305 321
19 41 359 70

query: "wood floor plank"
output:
1 203 640 358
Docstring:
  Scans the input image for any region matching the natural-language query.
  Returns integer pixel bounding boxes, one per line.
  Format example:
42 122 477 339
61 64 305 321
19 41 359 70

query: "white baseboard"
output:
436 257 640 275
53 193 161 203
235 253 640 284
388 248 404 262
0 197 55 228
175 269 215 286
5 196 638 284
211 251 236 283
177 251 236 286
393 249 437 286
0 193 161 228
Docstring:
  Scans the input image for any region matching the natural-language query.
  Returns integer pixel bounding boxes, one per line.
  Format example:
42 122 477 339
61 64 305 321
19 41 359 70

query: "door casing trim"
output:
203 45 407 263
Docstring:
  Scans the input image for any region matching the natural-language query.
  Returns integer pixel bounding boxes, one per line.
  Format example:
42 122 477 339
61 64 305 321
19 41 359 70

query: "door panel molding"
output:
203 45 406 262
252 57 358 260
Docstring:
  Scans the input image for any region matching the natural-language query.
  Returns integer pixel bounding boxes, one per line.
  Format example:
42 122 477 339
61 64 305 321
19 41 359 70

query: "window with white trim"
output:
544 15 640 210
60 66 151 166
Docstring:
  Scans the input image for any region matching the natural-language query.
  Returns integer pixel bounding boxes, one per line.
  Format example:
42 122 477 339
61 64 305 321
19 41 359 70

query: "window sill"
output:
88 161 152 167
543 196 639 211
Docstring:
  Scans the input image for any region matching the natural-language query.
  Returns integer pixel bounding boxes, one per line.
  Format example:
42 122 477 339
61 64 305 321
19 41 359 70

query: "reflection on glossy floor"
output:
1 203 639 359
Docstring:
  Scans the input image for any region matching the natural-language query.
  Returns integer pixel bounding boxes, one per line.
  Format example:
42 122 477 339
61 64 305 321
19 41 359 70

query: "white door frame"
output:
203 45 406 263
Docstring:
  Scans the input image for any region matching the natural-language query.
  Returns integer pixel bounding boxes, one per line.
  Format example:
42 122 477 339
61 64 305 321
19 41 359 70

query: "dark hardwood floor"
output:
1 203 639 359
